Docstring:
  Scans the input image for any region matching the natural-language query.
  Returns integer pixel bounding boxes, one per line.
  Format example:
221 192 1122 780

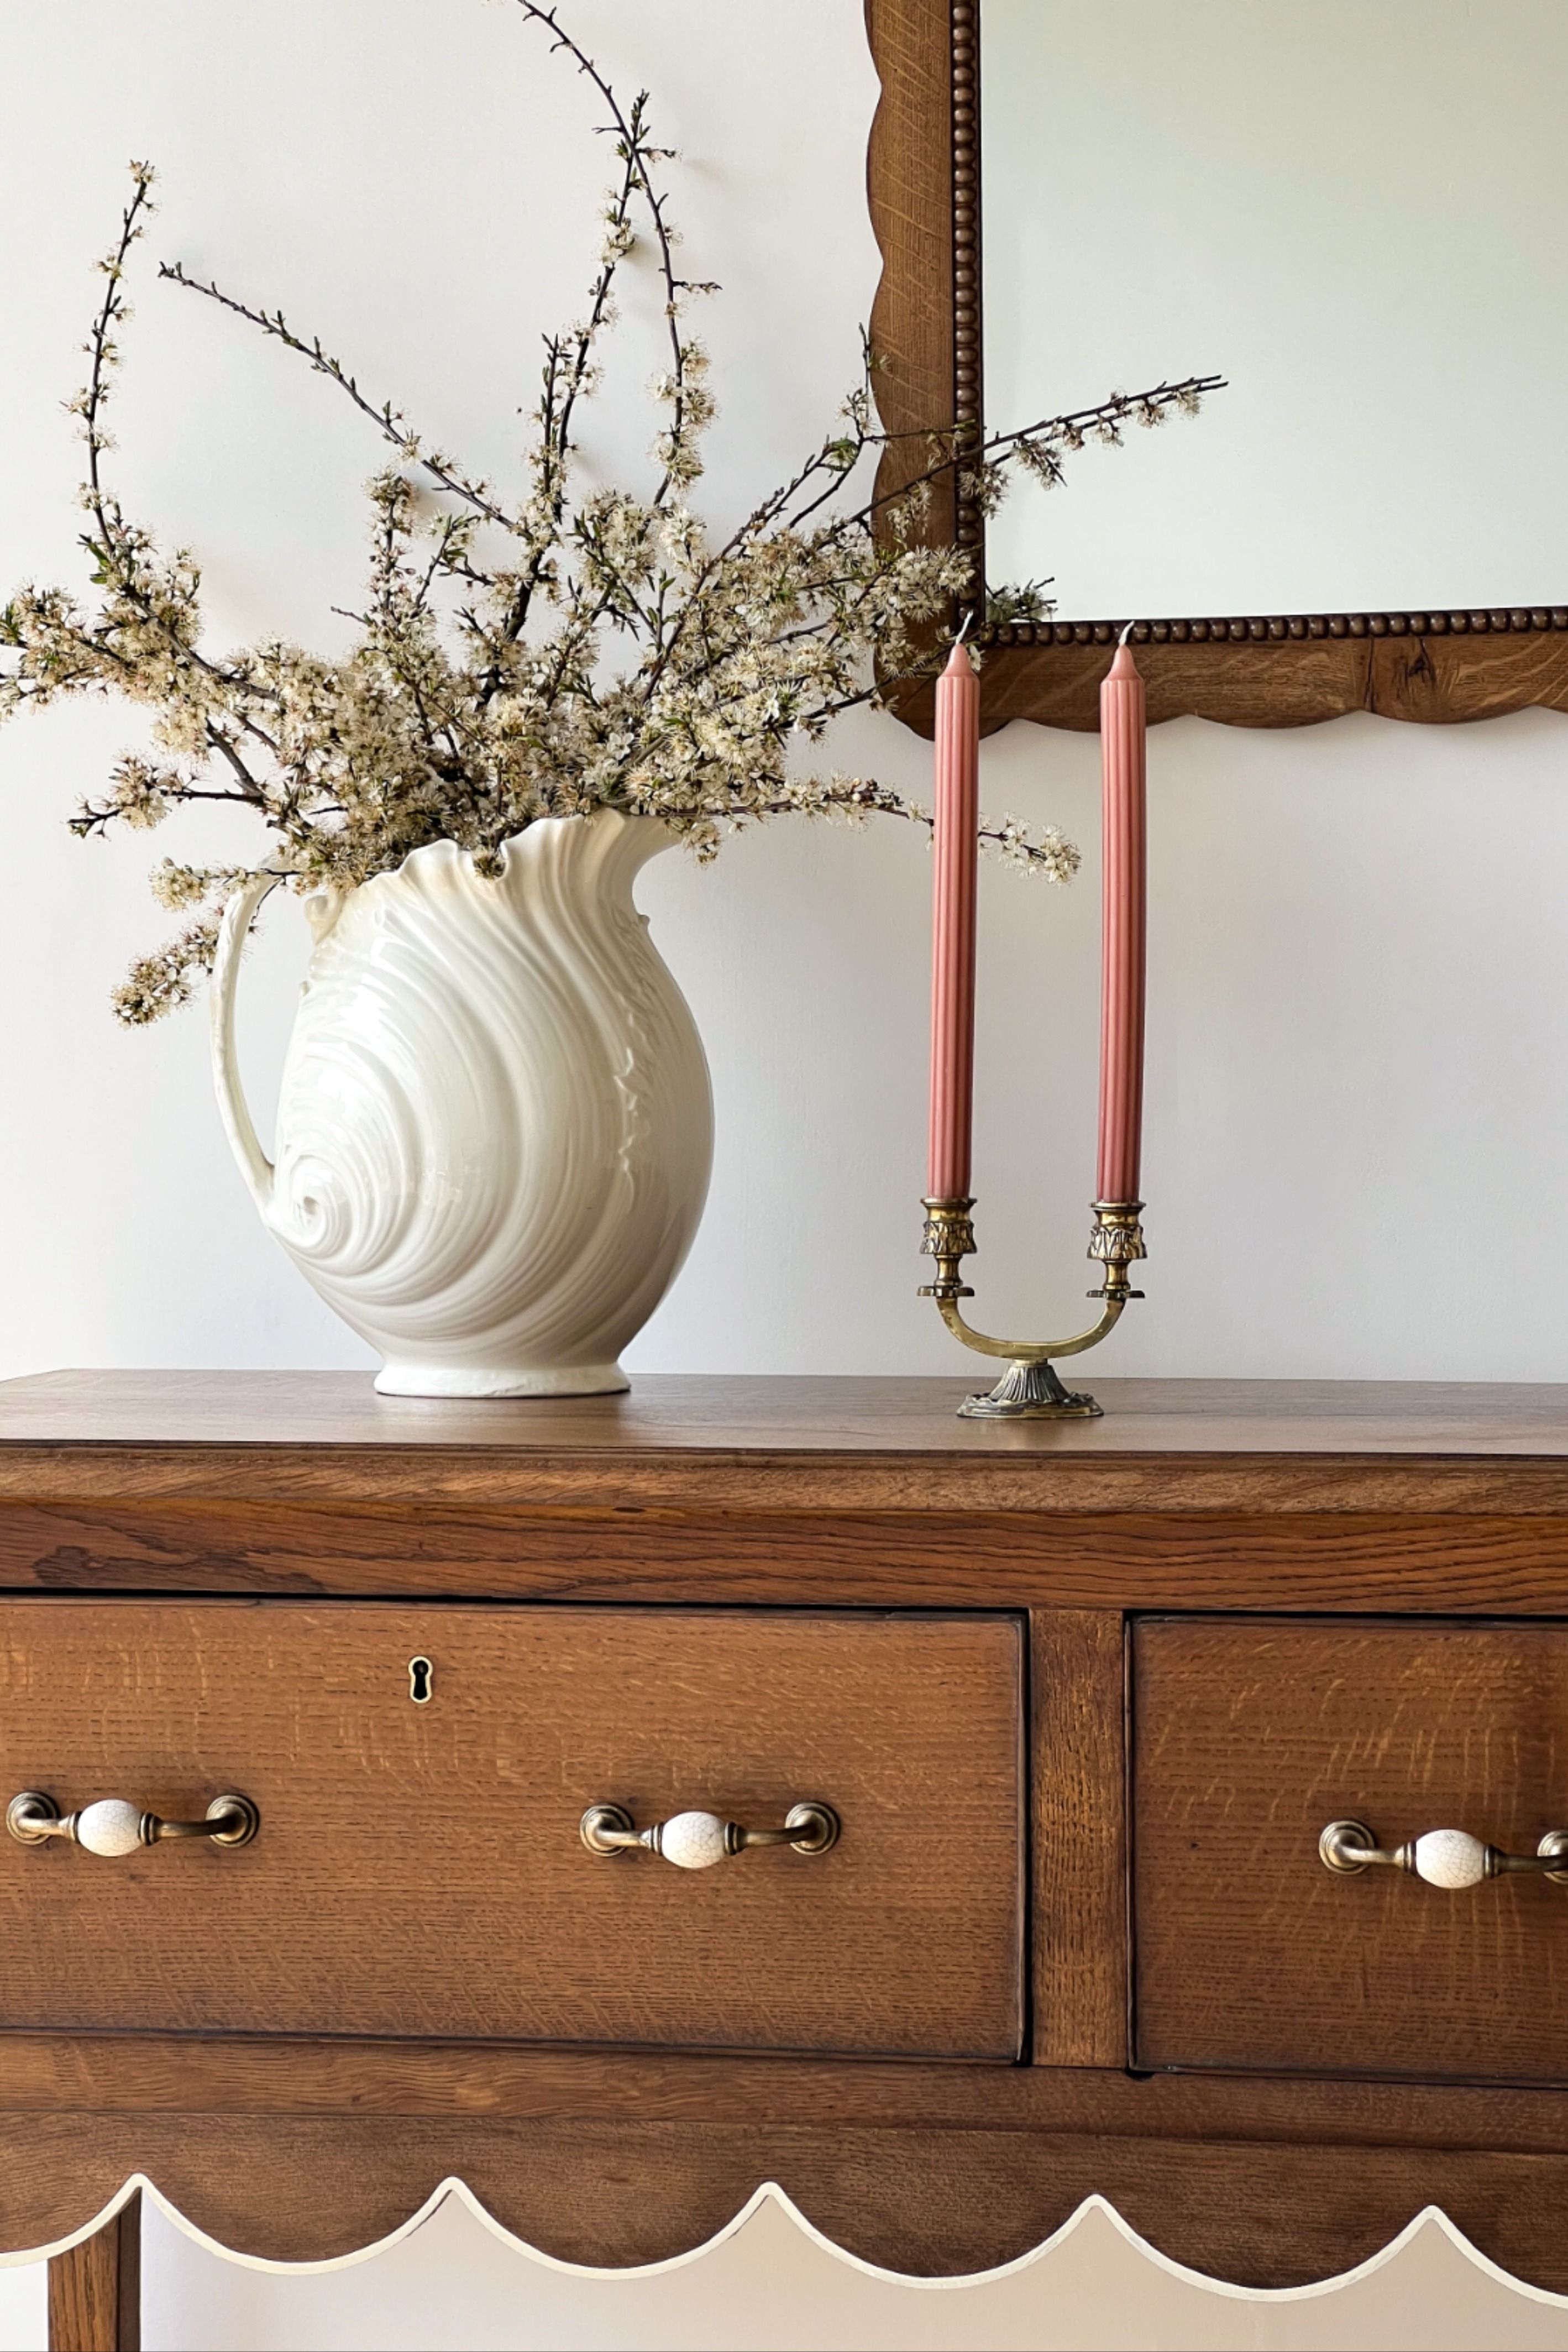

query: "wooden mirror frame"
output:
865 0 1568 736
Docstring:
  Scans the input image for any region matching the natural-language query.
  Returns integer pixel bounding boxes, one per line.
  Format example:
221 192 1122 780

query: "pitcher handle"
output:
210 873 283 1211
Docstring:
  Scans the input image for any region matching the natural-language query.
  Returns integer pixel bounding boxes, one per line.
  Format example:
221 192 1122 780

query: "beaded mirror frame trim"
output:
863 0 1568 735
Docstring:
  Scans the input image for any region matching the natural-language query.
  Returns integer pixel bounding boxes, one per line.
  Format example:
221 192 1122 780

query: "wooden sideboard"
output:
9 1370 1568 2349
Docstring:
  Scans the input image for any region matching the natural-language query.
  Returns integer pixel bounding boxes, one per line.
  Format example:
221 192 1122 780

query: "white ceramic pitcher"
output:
210 810 714 1396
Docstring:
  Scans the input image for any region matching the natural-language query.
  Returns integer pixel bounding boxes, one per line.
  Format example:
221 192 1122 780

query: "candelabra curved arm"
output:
919 1198 1146 1419
931 1290 1125 1364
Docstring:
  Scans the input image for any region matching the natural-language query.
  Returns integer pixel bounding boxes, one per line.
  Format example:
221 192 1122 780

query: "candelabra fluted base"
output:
957 1358 1103 1420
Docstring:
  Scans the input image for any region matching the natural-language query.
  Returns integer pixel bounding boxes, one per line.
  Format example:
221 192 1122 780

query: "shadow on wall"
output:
0 2182 1559 2352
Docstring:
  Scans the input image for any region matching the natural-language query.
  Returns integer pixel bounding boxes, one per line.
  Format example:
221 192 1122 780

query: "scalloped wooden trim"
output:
864 0 958 561
17 2177 1568 2329
11 2044 1568 2287
11 2114 1568 2290
863 0 1568 735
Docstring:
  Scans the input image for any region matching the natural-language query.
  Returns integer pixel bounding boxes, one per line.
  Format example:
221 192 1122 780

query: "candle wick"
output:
1118 620 1137 648
956 608 976 646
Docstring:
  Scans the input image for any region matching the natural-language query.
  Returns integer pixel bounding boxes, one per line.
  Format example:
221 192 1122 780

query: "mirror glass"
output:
982 0 1568 621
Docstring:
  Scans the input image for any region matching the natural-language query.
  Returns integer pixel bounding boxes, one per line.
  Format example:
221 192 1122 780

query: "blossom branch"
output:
158 263 522 532
2 11 1222 1024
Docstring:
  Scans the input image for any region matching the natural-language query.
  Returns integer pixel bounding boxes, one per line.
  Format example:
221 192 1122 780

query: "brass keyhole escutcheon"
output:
408 1656 433 1705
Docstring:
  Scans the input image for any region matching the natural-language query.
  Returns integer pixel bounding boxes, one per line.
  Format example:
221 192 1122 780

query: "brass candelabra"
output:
919 1197 1147 1418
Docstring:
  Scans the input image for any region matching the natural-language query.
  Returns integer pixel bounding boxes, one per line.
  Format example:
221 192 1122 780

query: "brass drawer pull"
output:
7 1790 259 1855
580 1800 839 1869
1320 1818 1568 1888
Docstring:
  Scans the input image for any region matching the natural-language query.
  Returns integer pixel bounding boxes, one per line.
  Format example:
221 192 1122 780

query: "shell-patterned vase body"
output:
211 812 713 1396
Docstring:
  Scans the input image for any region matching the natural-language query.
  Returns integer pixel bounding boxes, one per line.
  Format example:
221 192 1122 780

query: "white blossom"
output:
0 9 1218 1024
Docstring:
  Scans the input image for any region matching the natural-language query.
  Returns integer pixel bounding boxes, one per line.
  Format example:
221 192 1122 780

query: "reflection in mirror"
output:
982 0 1568 623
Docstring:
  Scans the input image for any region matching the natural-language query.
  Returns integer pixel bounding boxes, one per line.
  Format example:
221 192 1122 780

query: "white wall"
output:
3 4 1567 2345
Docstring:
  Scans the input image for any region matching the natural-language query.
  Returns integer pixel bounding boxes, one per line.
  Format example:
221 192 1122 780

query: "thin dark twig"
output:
158 263 522 533
78 186 281 738
510 3 691 502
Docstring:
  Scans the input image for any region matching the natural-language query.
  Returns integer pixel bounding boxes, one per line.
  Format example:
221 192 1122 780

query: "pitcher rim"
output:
287 807 677 924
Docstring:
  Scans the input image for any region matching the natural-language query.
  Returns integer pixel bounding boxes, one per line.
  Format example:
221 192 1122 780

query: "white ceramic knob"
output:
657 1810 731 1871
74 1799 145 1857
1412 1829 1490 1889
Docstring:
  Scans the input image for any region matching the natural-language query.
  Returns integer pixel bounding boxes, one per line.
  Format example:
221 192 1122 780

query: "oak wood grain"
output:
22 1452 1568 1516
863 0 959 714
47 2194 138 2352
13 1370 1568 1454
1134 1617 1568 2083
972 621 1568 735
17 2034 1568 2155
13 1373 1568 2289
0 1600 1023 2060
9 1375 1568 1518
1031 1611 1126 2066
8 1501 1568 1610
14 2111 1568 2288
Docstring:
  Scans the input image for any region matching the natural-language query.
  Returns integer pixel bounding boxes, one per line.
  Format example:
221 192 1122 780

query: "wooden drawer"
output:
0 1601 1023 2060
1132 1616 1568 2084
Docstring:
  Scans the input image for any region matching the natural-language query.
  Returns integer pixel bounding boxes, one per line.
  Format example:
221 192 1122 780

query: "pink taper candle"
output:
927 641 980 1200
1097 638 1147 1204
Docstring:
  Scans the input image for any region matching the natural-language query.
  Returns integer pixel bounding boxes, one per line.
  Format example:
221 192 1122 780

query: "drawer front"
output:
0 1602 1023 2060
1133 1617 1568 2083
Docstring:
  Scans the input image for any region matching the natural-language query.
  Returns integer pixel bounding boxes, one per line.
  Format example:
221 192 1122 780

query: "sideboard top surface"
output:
3 1369 1568 1452
1 1371 1567 1513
